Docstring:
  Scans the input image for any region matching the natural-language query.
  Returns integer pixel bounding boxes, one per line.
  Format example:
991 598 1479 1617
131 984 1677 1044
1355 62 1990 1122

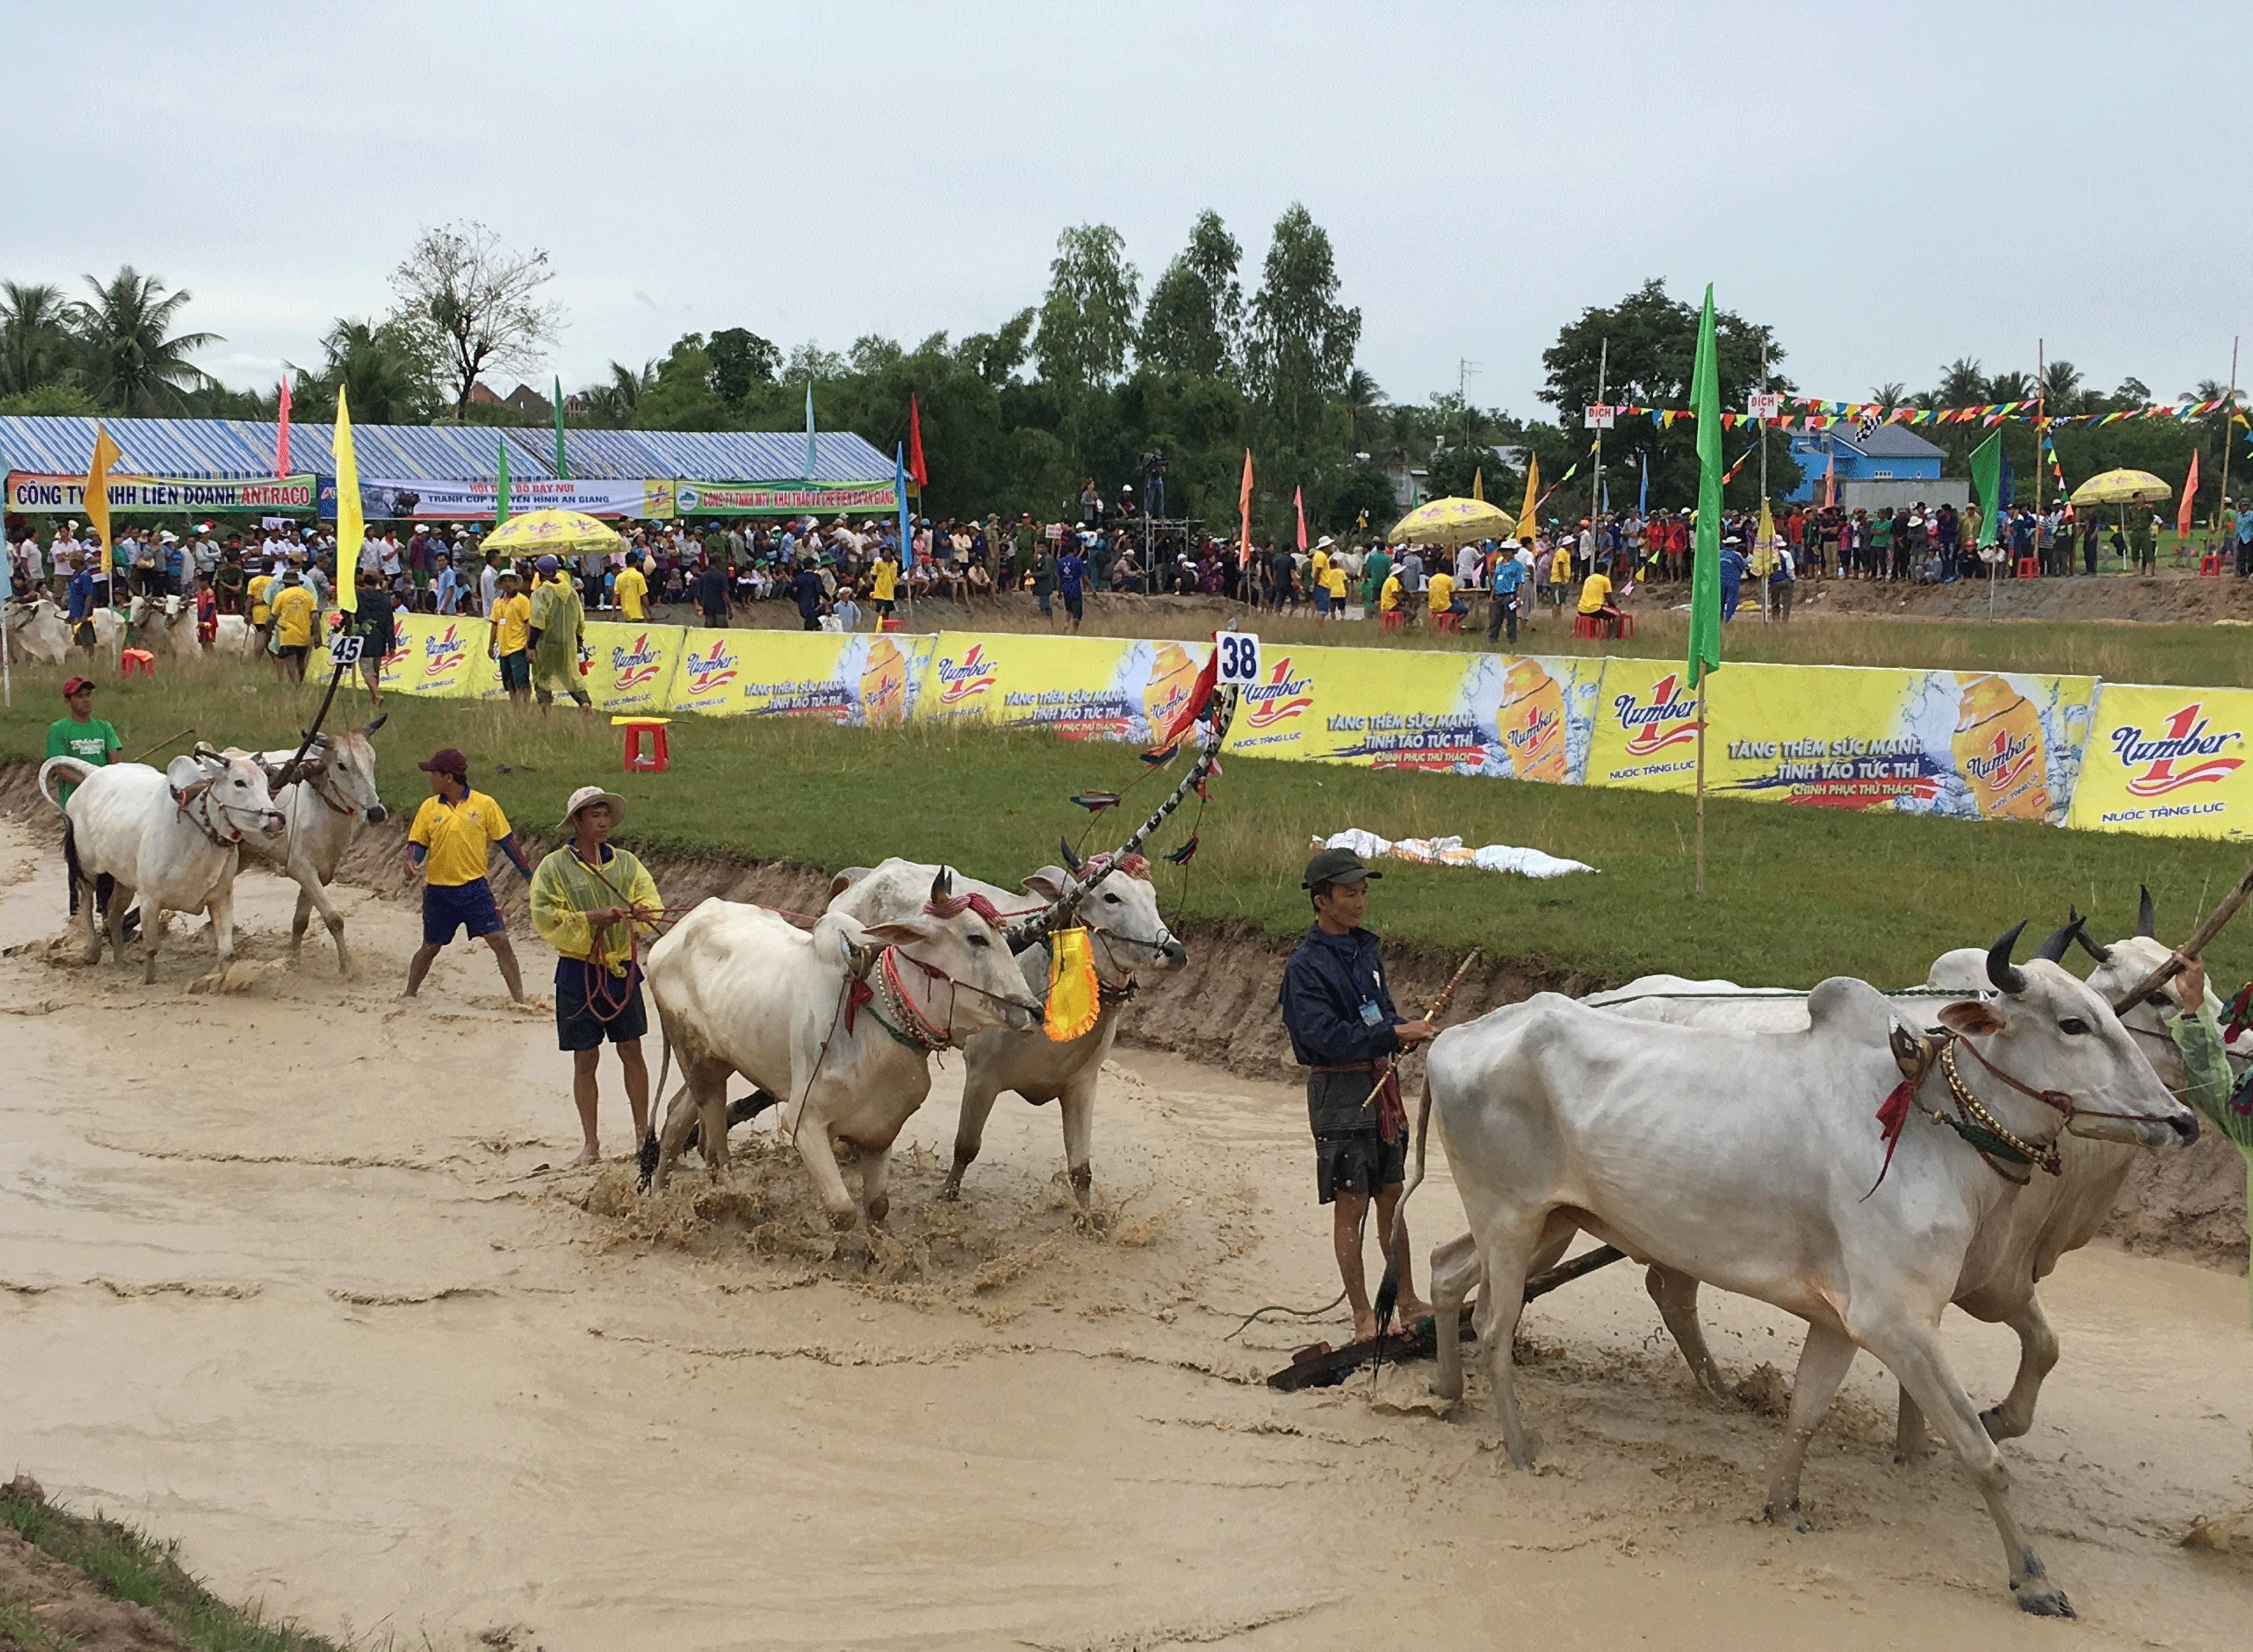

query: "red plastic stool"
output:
2014 556 2040 578
1430 611 1461 634
2199 553 2222 577
120 647 156 678
879 615 903 632
1380 609 1404 631
613 716 671 773
1572 613 1601 639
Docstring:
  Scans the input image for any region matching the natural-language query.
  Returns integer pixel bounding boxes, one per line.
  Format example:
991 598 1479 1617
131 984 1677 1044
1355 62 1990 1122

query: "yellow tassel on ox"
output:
1044 926 1101 1042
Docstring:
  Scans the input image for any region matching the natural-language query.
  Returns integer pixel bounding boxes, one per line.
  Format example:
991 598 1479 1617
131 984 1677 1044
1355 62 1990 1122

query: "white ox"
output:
38 746 286 984
826 853 1187 1207
237 720 389 972
1574 905 2220 1460
1414 934 2195 1617
125 592 256 657
644 869 1043 1227
4 597 122 664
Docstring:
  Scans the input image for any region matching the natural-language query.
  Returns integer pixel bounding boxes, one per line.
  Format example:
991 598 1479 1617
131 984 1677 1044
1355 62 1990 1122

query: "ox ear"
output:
1936 999 2007 1038
828 868 871 900
1022 867 1070 901
164 754 203 791
860 918 936 948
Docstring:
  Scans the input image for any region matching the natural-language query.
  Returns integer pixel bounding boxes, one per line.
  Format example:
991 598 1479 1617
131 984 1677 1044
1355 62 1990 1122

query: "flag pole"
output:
2036 339 2046 569
1758 344 1771 622
2217 337 2240 566
1694 679 1707 897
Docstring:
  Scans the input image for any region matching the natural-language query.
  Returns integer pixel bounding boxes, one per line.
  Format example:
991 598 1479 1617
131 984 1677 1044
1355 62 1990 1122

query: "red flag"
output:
906 393 928 490
1294 485 1307 551
276 376 292 477
1237 448 1254 567
2178 449 2200 545
1822 447 1836 509
1156 647 1220 749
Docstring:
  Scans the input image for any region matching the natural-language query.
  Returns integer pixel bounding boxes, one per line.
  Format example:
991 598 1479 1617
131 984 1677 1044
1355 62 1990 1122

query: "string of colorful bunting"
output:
1611 396 2243 431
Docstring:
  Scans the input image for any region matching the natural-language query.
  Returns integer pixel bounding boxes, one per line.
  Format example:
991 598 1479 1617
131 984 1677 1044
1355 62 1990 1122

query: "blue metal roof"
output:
0 415 890 487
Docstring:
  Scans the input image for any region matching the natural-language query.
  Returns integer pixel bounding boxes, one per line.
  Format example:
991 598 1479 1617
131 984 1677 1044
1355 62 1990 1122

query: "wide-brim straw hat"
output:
561 785 627 829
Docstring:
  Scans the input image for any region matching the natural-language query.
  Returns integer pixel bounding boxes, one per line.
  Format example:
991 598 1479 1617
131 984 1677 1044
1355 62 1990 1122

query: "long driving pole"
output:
1694 678 1707 898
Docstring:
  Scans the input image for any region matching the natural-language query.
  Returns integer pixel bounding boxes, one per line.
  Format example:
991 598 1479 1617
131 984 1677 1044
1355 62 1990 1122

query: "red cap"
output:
417 748 468 777
62 677 94 697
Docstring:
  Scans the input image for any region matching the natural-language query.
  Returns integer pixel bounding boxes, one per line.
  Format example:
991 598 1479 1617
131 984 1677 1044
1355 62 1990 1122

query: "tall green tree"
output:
1138 210 1242 379
1033 224 1140 393
291 317 442 425
72 265 218 414
1244 203 1361 533
0 281 76 397
706 327 780 405
1540 278 1794 510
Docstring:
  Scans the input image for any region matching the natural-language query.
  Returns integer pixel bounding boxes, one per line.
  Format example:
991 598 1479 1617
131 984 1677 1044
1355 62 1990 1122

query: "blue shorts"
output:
423 878 503 945
555 960 647 1050
1314 591 1332 616
499 650 529 690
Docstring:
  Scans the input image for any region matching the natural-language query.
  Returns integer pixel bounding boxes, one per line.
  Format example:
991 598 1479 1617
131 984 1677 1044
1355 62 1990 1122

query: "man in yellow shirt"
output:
402 746 533 1004
614 551 649 620
1577 562 1624 636
1379 570 1404 614
1320 558 1348 620
488 569 533 705
1426 567 1463 622
531 785 663 1164
868 550 898 620
247 564 275 651
268 568 318 683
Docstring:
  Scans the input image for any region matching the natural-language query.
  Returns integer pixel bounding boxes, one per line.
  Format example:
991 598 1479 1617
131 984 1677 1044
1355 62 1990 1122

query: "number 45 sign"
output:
1213 631 1261 685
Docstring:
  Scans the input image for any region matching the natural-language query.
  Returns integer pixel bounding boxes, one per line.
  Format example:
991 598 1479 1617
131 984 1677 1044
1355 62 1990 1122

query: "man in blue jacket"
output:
1278 846 1435 1342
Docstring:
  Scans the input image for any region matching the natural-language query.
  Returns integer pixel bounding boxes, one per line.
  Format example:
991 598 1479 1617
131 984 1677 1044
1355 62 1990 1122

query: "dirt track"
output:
2 818 2251 1650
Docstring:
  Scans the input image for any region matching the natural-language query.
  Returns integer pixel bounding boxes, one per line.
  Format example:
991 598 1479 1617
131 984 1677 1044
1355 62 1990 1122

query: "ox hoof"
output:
1979 1404 2026 1443
937 1180 963 1203
826 1207 860 1233
1763 1502 1814 1534
865 1193 890 1225
2014 1583 2073 1619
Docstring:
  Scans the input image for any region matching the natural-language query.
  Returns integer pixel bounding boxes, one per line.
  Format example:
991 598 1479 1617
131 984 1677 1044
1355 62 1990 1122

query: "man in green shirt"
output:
45 676 120 806
1362 544 1392 608
45 675 123 924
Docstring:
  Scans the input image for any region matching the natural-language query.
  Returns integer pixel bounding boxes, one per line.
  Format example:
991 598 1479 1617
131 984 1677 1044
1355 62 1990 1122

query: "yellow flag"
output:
1515 451 1539 542
1750 497 1779 577
85 424 122 578
1043 926 1101 1042
1471 467 1484 502
333 390 360 614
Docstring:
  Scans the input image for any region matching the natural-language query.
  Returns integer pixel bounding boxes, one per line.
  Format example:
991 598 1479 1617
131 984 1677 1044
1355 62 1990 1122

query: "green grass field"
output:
6 651 2249 991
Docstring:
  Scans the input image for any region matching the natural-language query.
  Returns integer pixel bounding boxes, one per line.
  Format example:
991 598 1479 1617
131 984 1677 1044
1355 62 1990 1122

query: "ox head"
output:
859 865 1042 1038
2067 891 2230 1096
1025 849 1186 987
1934 921 2198 1151
336 716 388 823
167 745 286 840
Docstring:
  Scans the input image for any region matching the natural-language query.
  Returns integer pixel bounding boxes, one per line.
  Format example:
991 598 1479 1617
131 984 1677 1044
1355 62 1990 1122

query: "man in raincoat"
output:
527 553 592 717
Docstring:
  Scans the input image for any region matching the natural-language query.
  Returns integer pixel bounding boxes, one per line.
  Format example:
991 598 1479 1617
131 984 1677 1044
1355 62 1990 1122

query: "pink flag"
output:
1822 448 1836 509
2178 449 2200 545
276 376 292 477
1294 484 1307 551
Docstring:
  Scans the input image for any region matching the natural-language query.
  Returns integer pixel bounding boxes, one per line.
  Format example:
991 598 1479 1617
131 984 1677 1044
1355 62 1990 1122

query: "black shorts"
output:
556 961 648 1051
278 644 308 663
1063 593 1084 619
1314 1131 1406 1204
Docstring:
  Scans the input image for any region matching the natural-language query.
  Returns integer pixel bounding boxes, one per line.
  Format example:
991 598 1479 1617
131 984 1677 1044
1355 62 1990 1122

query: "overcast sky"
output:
12 1 2248 419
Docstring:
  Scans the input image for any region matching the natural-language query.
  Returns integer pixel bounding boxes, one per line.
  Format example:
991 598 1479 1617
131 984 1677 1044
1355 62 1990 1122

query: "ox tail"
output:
1374 1069 1436 1341
35 755 95 814
60 812 87 904
637 1019 677 1191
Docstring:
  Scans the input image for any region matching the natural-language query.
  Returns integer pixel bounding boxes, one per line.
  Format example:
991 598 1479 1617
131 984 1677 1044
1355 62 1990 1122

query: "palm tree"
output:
291 318 440 425
577 359 655 427
71 266 219 414
1869 382 1907 411
2039 360 2084 409
1935 357 1986 408
1985 370 2034 404
1341 366 1387 453
1 281 78 396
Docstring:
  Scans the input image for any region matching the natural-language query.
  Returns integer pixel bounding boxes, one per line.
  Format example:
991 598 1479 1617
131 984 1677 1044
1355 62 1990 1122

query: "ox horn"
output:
1058 835 1084 875
1987 921 2029 995
2033 914 2084 964
361 713 388 735
929 865 953 903
2137 884 2157 939
2068 903 2113 964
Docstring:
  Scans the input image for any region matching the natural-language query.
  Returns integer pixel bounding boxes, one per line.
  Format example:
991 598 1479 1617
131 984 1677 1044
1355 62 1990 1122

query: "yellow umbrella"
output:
2069 468 2172 507
1389 496 1514 547
480 508 625 556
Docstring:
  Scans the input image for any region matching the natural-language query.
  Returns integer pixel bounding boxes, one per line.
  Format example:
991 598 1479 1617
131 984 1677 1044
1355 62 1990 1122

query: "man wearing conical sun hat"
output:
531 785 663 1165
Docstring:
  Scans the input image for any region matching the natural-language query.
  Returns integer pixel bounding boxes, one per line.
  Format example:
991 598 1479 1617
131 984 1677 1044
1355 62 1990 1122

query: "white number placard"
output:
1214 631 1261 685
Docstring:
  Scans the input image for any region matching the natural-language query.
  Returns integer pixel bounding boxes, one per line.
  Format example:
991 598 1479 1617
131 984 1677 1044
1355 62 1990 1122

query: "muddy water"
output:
0 818 2247 1650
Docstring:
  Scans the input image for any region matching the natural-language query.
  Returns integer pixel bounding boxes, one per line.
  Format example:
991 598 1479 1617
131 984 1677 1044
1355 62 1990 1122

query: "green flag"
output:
805 382 818 481
1968 430 2002 546
1685 283 1723 690
496 435 511 527
553 374 569 479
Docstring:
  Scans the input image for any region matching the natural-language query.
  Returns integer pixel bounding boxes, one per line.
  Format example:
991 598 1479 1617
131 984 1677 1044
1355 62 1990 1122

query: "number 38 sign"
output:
1213 631 1261 685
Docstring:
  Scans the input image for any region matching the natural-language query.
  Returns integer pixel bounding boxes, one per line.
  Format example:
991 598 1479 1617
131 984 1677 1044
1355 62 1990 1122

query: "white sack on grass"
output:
1313 828 1594 879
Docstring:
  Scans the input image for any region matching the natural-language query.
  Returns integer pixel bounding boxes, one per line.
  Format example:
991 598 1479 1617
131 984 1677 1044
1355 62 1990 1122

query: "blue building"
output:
1784 424 1945 501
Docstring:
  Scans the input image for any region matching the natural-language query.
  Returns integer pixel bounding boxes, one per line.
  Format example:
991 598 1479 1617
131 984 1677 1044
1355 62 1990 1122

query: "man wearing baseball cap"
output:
401 747 534 1004
531 785 663 1164
1277 846 1435 1343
